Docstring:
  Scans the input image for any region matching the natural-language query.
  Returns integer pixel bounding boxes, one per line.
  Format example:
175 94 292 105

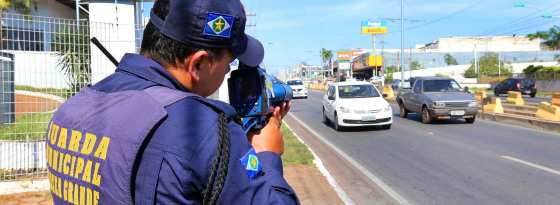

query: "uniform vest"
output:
46 86 196 205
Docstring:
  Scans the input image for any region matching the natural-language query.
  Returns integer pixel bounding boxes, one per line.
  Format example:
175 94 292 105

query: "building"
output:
418 36 542 52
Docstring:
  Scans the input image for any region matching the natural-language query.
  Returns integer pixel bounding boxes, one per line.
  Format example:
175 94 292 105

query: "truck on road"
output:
396 77 479 124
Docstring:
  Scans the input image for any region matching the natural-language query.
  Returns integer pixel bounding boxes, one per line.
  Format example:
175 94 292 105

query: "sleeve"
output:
141 98 299 205
212 122 300 205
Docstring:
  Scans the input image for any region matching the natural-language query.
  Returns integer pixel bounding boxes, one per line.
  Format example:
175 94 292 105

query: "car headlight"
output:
468 101 478 107
384 104 392 112
338 106 351 113
433 101 446 108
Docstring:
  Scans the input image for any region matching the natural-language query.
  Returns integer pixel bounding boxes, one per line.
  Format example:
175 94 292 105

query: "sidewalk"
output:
285 164 344 205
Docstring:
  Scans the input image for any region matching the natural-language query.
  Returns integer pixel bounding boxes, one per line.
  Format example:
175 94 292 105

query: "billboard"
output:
361 21 388 35
337 51 352 61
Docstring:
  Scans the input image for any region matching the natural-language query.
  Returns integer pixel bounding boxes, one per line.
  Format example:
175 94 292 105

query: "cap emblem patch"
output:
204 13 234 38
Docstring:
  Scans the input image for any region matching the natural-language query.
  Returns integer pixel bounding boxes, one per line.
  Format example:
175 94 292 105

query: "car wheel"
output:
322 107 330 124
530 93 536 98
421 107 433 124
494 90 499 97
334 113 343 131
466 117 476 124
399 103 408 118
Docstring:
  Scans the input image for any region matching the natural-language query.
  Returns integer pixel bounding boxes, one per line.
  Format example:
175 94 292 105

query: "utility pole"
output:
400 0 405 84
474 42 479 83
498 52 501 79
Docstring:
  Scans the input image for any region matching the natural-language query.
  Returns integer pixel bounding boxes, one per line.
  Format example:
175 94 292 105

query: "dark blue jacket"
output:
91 53 298 204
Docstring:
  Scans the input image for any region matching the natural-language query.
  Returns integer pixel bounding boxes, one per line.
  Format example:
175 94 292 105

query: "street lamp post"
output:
400 0 405 84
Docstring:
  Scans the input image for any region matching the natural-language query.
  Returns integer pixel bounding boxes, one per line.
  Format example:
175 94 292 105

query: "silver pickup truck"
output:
396 77 479 124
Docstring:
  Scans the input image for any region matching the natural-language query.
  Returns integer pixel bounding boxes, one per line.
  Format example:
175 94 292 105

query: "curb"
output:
284 122 354 205
478 111 560 133
0 179 49 195
15 90 65 103
287 113 411 205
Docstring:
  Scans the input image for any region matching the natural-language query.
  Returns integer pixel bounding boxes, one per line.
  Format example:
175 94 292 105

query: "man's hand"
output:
247 101 291 155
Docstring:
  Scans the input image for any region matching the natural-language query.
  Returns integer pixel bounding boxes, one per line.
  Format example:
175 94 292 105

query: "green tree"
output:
0 0 38 15
464 53 512 78
384 65 397 83
410 60 423 70
320 48 333 76
52 24 91 97
444 53 458 65
527 26 560 50
385 65 397 73
523 65 544 75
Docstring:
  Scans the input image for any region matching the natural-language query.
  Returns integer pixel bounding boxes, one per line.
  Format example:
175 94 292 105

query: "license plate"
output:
450 110 465 116
362 115 377 121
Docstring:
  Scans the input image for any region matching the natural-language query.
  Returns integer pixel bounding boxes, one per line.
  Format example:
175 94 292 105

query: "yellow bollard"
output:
506 91 525 106
382 85 395 99
535 102 560 121
474 90 487 102
551 92 560 107
483 97 504 113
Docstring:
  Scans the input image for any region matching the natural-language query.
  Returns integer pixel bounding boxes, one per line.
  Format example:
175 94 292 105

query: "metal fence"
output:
0 12 138 181
382 50 560 70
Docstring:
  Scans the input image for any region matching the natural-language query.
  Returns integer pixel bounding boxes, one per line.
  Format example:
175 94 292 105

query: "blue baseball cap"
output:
149 0 264 67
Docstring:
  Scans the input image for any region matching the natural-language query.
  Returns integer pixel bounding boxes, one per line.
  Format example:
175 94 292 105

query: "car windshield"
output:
287 80 303 85
521 79 535 86
338 85 380 98
423 80 462 92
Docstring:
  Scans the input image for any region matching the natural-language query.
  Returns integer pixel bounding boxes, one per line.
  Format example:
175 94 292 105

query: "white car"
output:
287 80 308 99
322 81 393 131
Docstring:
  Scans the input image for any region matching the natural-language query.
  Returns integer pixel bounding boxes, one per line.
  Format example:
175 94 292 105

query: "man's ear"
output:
184 50 209 82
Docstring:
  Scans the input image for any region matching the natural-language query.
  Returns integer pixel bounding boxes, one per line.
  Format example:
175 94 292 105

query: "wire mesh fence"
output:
0 12 138 181
382 50 560 71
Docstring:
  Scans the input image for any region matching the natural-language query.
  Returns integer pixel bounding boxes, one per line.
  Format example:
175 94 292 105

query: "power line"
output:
481 6 560 36
490 9 560 35
405 0 484 31
495 19 557 35
384 0 483 35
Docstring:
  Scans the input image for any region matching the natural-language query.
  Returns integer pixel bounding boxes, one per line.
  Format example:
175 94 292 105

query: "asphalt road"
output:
290 90 560 205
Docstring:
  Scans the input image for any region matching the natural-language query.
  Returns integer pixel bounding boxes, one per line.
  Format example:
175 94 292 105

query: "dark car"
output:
494 78 536 98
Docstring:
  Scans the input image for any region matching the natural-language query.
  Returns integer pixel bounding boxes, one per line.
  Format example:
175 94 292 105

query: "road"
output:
290 90 560 205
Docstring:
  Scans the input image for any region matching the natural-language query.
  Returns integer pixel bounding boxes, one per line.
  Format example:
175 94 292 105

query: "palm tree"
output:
320 48 333 77
52 24 91 97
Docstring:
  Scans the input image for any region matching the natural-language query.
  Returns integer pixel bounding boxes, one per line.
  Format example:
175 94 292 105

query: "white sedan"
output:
287 80 308 99
322 82 393 131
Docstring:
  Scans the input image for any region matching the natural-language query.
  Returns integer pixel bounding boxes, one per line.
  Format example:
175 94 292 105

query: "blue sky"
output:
142 0 559 74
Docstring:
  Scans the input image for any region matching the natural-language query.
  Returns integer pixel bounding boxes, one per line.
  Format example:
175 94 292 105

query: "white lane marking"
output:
289 112 412 205
284 123 355 205
501 155 560 176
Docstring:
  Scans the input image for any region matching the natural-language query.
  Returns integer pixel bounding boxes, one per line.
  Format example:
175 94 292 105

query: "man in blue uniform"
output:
44 0 299 204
